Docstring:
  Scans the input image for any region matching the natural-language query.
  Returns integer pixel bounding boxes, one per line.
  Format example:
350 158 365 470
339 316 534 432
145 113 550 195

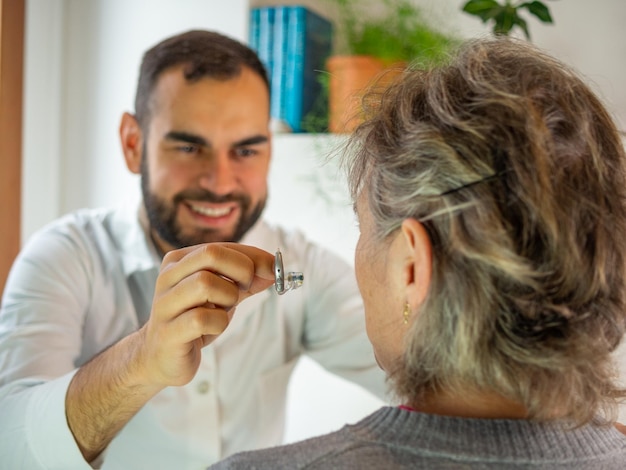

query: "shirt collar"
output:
113 202 162 276
115 204 273 277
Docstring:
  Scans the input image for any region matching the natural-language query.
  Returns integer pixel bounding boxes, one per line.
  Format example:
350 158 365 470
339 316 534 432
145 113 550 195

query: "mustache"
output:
173 189 249 205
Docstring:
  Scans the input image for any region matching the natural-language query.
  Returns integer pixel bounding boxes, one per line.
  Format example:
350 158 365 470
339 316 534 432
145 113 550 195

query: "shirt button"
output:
197 380 210 394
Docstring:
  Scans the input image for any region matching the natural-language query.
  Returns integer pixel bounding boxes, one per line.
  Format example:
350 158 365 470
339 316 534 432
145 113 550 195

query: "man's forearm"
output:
65 330 163 462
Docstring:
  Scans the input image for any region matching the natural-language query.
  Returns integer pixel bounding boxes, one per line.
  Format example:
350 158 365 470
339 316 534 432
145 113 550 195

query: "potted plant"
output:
323 0 458 133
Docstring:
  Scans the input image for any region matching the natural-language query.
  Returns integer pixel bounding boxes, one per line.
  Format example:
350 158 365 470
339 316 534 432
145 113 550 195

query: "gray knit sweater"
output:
209 406 626 469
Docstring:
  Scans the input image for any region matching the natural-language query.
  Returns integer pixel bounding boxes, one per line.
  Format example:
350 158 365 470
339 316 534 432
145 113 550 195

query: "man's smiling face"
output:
139 65 271 252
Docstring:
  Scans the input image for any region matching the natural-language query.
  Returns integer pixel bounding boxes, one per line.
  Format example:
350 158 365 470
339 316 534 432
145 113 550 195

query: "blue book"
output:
271 6 290 124
255 7 275 89
284 6 333 133
248 8 260 52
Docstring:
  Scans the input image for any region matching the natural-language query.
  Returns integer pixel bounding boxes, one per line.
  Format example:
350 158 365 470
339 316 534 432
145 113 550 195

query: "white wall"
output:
22 0 65 243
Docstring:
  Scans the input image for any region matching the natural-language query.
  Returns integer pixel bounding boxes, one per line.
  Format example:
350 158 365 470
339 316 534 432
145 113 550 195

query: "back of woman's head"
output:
345 37 626 424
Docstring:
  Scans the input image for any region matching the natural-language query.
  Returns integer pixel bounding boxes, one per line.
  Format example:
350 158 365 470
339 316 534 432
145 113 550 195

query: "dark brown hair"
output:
134 29 269 130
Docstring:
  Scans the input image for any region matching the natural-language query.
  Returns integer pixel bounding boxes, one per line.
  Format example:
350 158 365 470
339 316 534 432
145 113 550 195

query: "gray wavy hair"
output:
344 37 626 424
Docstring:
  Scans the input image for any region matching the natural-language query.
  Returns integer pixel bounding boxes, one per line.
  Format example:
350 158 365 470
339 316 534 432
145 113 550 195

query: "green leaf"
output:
493 7 516 36
462 0 501 21
520 1 554 24
513 15 530 39
462 0 500 12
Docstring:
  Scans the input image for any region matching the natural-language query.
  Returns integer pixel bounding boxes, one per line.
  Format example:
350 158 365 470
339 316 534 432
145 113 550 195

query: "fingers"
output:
158 244 256 294
225 243 276 299
157 267 241 317
221 243 276 283
171 305 230 343
154 243 275 323
140 242 276 387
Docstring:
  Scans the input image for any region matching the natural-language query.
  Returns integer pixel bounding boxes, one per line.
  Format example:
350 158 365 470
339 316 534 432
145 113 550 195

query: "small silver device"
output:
274 248 304 295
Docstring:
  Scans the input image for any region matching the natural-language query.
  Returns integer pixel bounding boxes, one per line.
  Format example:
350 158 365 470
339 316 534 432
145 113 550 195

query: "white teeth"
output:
190 204 232 217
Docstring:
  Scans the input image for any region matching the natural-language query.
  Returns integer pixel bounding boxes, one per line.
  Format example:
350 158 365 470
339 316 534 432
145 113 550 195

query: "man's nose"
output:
198 152 237 194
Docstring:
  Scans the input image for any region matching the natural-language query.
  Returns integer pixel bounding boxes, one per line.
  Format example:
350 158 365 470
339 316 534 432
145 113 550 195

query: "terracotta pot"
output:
326 55 406 133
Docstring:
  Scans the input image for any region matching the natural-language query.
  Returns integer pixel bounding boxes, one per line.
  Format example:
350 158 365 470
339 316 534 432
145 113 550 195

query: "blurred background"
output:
20 0 626 243
7 0 626 444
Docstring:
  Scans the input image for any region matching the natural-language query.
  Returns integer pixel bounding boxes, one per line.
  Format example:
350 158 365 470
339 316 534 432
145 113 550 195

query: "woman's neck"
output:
407 389 528 420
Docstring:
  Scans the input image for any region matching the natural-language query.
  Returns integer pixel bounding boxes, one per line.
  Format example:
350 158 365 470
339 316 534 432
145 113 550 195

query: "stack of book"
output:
249 5 333 133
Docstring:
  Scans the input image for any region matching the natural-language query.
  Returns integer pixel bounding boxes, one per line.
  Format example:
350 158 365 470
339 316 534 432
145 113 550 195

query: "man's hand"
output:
139 243 275 387
66 243 274 462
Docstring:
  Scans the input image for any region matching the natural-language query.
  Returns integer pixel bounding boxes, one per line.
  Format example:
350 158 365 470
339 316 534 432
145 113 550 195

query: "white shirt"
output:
0 206 386 470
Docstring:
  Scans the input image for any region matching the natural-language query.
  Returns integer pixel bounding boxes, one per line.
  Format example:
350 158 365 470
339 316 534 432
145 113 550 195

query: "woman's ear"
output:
401 218 432 309
120 112 143 174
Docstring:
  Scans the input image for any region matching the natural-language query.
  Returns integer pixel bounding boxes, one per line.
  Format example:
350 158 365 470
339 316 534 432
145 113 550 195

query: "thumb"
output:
220 243 276 297
248 275 276 296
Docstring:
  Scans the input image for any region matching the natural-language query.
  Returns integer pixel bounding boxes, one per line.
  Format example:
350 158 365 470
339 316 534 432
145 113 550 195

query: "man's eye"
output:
234 147 257 158
177 144 199 154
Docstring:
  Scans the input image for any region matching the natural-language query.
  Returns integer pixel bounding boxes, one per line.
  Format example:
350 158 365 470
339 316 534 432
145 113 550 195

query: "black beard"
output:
140 151 265 249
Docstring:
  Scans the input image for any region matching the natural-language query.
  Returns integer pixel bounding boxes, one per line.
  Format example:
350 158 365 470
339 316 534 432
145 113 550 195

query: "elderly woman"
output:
211 37 626 468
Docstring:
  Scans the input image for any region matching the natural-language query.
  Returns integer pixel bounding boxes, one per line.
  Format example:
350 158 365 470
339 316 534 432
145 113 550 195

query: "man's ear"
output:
120 112 143 175
401 218 432 309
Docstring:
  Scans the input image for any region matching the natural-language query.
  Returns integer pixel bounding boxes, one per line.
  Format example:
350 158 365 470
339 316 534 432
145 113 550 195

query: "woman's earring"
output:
403 302 410 325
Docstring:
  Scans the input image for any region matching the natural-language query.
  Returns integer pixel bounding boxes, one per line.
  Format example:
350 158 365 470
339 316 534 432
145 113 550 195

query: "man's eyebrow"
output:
233 135 269 147
164 132 268 149
164 131 208 146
